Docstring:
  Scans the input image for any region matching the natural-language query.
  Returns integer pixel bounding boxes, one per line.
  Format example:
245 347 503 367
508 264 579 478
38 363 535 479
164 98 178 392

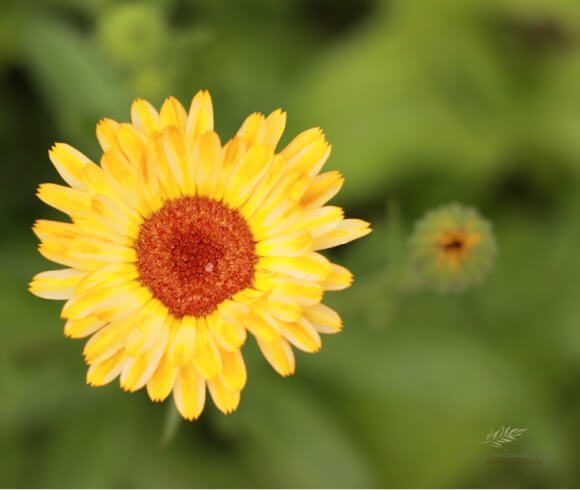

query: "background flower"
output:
409 203 497 292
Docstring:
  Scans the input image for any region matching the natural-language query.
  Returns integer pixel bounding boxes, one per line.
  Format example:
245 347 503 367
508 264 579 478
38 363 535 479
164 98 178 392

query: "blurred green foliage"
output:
2 0 580 487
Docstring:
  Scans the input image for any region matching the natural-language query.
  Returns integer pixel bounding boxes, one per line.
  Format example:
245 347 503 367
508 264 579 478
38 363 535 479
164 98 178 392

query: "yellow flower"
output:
29 91 371 420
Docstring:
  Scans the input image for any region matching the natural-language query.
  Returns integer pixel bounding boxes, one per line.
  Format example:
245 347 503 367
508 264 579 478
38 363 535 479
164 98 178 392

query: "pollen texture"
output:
135 196 257 318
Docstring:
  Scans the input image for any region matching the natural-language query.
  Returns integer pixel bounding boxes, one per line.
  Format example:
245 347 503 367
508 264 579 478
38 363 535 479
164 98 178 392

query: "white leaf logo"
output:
482 426 527 448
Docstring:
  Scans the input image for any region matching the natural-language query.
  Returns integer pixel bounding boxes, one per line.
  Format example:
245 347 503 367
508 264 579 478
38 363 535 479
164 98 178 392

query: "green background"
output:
2 0 580 487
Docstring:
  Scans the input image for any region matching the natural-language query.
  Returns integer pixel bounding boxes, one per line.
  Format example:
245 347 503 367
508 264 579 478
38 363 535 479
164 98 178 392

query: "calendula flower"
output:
29 91 371 419
409 203 496 292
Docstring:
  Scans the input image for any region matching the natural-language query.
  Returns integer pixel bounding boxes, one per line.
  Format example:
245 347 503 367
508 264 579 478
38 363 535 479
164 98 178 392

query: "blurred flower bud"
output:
131 66 166 99
409 203 497 292
97 3 166 67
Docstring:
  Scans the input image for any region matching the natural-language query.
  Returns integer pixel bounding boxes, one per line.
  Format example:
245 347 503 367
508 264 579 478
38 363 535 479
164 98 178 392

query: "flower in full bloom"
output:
409 203 496 292
29 91 371 419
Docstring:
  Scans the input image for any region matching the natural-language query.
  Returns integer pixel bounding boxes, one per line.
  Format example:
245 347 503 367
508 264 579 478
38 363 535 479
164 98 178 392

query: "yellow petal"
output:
117 126 166 207
270 277 323 306
79 161 113 196
224 144 273 209
173 363 206 420
265 293 301 322
100 149 147 214
255 229 312 257
249 198 298 241
236 112 265 147
86 350 126 386
91 194 141 238
285 139 331 177
231 288 263 305
210 314 247 351
281 127 324 160
238 155 287 219
210 135 245 202
34 218 130 250
48 143 93 190
29 268 85 300
207 376 240 414
223 135 245 167
120 323 169 392
280 172 312 202
291 206 344 239
64 316 107 339
302 303 342 334
147 131 181 200
99 148 133 183
159 96 187 130
138 155 167 213
218 300 250 325
312 219 372 250
83 316 134 365
116 123 147 169
147 353 178 402
281 317 321 353
193 130 223 198
246 308 281 341
62 280 129 319
247 170 307 222
125 304 167 356
63 236 137 265
321 263 353 291
168 316 196 366
33 219 78 242
219 349 247 391
193 317 222 379
258 252 331 282
124 327 146 358
300 170 344 209
252 269 276 292
74 262 139 296
38 236 136 271
63 285 151 323
161 126 190 194
37 183 90 218
186 90 214 141
98 288 154 323
37 241 102 270
257 337 295 377
74 220 132 247
263 109 286 149
131 98 159 135
96 118 120 152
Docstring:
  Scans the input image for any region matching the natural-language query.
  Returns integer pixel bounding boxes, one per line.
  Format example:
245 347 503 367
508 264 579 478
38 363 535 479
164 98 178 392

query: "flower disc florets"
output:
136 196 257 318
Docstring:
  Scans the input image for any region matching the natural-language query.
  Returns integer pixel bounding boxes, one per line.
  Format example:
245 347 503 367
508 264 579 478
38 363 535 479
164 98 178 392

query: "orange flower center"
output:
440 233 466 253
135 196 257 318
436 229 481 270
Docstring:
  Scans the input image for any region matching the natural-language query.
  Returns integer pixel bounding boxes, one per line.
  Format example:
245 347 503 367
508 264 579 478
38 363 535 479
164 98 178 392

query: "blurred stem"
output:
160 401 181 448
382 197 424 294
355 198 424 329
